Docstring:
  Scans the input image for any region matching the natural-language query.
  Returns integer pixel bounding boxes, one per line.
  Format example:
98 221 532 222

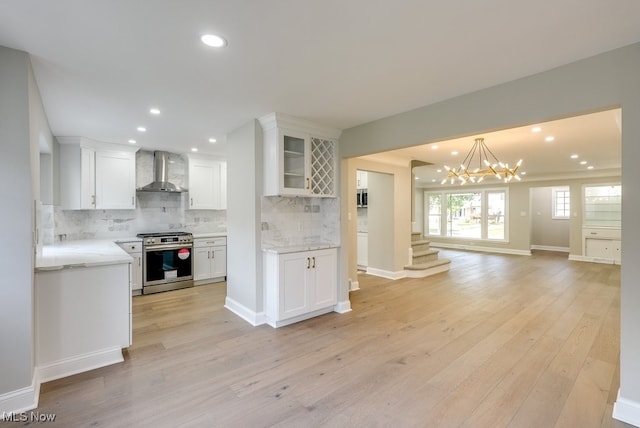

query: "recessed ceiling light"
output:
201 34 227 48
431 145 438 150
209 138 217 143
545 136 555 142
431 179 436 183
137 126 146 132
451 151 459 156
128 139 136 144
580 160 587 165
436 169 442 173
570 154 579 159
149 108 160 115
532 127 542 133
587 165 594 170
415 177 419 180
521 172 527 175
191 148 198 152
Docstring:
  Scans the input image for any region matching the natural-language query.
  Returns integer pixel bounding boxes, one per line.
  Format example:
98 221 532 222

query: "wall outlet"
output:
304 205 311 212
311 205 320 213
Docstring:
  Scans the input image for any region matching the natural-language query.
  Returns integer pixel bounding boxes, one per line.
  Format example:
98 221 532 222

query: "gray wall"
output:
339 43 640 413
530 187 570 249
0 47 35 402
226 120 263 319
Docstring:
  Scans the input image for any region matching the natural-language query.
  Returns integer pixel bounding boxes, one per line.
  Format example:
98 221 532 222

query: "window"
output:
425 188 507 241
552 187 570 219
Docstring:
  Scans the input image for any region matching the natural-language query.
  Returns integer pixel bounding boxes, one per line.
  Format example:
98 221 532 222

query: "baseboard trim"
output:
365 267 407 280
568 254 619 265
613 390 640 427
530 245 570 253
430 242 532 256
37 347 124 384
224 296 265 326
334 299 352 313
349 280 360 291
0 375 38 418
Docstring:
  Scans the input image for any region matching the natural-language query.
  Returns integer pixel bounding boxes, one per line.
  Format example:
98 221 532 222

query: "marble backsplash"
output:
261 196 340 248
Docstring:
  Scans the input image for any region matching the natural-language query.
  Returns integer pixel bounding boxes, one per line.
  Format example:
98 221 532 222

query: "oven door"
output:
143 243 193 287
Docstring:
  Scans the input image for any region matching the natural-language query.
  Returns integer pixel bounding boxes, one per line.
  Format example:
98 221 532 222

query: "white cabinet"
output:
583 228 621 264
187 155 227 210
356 170 368 190
193 237 227 283
264 247 337 327
59 138 138 210
117 241 143 295
260 113 339 198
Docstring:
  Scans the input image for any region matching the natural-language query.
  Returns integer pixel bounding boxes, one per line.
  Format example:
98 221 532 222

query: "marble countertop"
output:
36 240 133 271
262 243 340 254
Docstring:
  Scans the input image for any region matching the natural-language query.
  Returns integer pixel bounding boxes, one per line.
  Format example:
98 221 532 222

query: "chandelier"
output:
442 137 523 185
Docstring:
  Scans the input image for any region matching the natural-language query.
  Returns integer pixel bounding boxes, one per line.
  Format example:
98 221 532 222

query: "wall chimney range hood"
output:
137 151 187 193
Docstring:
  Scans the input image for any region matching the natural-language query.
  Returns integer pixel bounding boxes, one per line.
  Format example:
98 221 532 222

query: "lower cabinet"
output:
583 228 621 264
117 241 143 295
264 247 337 327
193 237 227 283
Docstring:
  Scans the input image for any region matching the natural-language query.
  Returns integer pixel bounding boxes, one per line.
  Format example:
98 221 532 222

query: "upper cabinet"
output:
187 155 227 210
260 113 340 197
59 137 138 210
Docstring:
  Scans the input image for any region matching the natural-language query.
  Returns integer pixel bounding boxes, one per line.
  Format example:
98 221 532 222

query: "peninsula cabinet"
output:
264 247 337 327
59 137 138 210
259 113 340 198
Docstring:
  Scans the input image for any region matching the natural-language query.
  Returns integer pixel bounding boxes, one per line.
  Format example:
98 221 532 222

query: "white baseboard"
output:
0 375 38 418
530 245 570 252
365 267 407 280
334 299 352 313
224 296 266 326
430 242 532 256
37 347 124 384
568 254 619 265
613 390 640 427
349 280 360 291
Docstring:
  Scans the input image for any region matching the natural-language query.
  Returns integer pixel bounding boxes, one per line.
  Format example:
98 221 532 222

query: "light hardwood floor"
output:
23 250 632 427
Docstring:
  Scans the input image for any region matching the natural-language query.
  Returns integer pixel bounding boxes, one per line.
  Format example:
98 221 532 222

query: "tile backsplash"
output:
261 196 340 247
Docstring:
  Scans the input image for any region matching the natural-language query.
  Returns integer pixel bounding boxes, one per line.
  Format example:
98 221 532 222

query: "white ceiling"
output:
0 1 639 160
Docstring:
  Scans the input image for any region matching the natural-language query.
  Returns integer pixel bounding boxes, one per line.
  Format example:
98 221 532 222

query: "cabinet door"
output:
219 162 227 210
279 252 310 319
193 246 212 281
310 249 337 310
280 129 311 196
80 147 96 209
612 239 621 264
189 159 221 209
95 150 136 209
131 254 143 292
211 246 227 278
585 238 612 259
310 136 336 197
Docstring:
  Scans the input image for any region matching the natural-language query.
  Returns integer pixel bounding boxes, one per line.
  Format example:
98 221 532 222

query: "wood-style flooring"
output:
24 250 631 427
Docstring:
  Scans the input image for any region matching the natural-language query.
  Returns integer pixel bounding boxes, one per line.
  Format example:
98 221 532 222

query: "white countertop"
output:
36 240 133 271
262 243 340 254
193 232 227 239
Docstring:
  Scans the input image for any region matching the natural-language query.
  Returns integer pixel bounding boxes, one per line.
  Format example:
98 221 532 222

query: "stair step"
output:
411 232 423 242
404 258 451 270
413 249 439 258
404 258 451 278
411 239 431 247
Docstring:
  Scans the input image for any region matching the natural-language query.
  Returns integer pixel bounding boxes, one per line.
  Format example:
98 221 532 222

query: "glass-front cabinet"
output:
282 131 309 194
582 184 622 264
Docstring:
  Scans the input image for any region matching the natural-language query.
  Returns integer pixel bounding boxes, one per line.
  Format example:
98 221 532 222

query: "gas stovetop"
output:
137 231 192 238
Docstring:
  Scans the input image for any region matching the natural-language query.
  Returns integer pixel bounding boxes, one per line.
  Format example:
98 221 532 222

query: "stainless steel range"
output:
137 232 194 294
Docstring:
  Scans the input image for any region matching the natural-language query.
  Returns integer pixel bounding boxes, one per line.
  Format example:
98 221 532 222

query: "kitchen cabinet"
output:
187 155 227 210
583 228 621 264
264 247 337 327
193 237 227 283
59 137 138 210
117 241 143 295
35 262 131 382
356 170 368 190
260 113 339 198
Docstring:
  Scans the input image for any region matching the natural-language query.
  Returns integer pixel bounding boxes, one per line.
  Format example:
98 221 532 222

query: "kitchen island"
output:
35 240 134 383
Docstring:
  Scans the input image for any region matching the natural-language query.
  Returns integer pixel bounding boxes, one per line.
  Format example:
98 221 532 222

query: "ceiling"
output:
0 1 639 159
360 108 622 185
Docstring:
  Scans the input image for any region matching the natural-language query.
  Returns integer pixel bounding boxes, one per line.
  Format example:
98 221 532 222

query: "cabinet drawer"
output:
582 228 621 239
194 237 226 248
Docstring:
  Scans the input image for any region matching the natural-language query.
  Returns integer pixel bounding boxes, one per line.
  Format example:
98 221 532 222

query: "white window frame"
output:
552 186 570 220
424 187 509 242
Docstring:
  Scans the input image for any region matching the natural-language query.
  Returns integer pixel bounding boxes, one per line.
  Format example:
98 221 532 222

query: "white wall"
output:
0 46 37 412
530 186 570 249
339 42 640 425
367 171 395 274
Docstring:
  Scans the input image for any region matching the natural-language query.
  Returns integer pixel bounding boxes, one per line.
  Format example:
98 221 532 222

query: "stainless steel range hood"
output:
137 151 187 192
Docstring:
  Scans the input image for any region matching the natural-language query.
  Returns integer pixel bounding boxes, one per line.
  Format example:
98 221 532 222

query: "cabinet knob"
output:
306 257 310 269
306 178 310 190
312 257 316 268
191 198 194 207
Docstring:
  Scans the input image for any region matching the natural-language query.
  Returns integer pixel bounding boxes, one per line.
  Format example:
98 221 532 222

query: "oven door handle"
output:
144 243 193 252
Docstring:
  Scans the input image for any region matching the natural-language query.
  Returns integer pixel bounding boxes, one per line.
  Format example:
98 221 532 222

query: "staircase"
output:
404 232 451 278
